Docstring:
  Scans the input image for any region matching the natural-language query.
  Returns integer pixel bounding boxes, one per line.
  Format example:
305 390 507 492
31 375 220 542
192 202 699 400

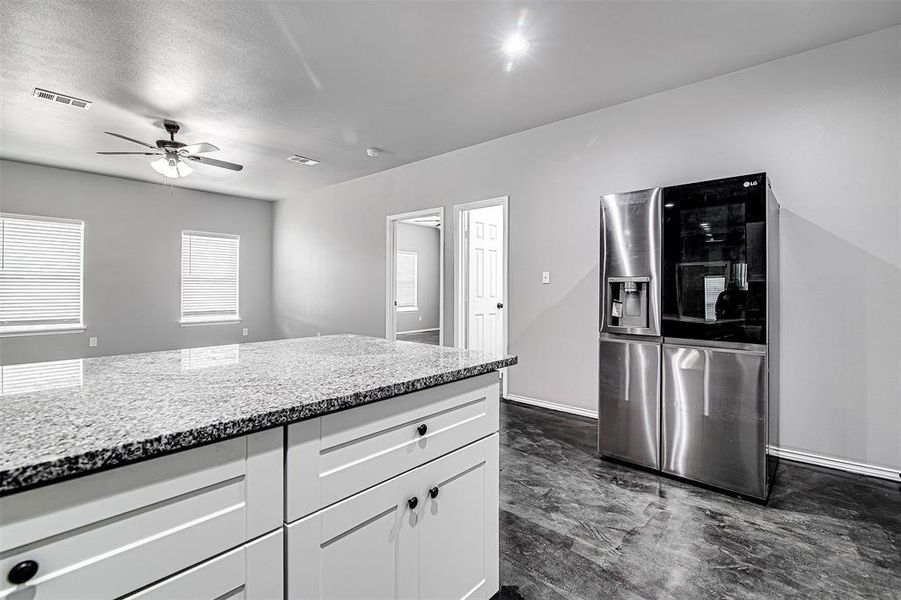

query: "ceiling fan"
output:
97 120 243 179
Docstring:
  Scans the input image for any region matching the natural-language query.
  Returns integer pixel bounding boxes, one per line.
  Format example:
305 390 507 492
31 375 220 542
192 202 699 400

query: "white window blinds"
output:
395 250 418 311
0 214 84 334
181 231 240 323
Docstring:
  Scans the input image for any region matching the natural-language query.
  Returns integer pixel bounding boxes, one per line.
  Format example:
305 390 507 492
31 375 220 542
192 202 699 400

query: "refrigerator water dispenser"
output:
606 276 651 329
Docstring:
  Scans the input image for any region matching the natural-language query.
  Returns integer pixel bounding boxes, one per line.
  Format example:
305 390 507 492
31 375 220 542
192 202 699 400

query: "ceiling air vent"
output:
287 154 319 166
32 88 93 110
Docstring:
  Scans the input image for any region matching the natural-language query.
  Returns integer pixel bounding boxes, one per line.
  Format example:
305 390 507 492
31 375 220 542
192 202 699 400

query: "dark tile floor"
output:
397 330 440 345
497 400 901 600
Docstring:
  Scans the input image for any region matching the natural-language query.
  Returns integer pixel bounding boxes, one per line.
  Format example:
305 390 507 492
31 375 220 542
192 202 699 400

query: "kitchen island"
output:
0 334 516 599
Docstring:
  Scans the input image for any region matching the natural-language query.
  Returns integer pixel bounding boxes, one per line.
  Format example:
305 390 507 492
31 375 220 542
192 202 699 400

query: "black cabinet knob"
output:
8 560 39 585
497 302 504 309
428 486 439 499
407 496 419 509
416 424 428 436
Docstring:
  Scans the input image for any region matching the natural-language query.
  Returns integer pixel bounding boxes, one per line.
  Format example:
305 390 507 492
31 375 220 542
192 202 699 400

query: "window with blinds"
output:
0 213 84 334
395 250 418 311
181 231 240 324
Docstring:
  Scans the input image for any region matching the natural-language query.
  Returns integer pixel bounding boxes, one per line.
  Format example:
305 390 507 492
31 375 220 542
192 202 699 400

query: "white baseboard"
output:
396 327 440 334
504 395 899 483
767 446 899 482
504 393 598 419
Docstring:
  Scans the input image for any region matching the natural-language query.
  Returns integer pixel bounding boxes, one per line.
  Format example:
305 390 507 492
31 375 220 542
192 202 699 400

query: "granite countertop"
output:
0 334 517 495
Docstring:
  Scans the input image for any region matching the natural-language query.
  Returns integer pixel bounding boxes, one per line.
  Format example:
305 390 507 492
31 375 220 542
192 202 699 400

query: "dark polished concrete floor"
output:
497 401 901 600
396 330 440 345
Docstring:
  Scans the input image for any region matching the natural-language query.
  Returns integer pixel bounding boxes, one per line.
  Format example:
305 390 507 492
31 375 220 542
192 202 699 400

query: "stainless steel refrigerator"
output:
599 173 779 500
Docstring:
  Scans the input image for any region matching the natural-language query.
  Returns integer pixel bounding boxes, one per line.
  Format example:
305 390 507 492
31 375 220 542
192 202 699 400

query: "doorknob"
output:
497 302 504 309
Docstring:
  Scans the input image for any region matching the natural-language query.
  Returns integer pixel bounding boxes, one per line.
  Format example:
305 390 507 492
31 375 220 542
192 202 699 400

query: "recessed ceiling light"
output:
365 147 383 158
501 34 530 57
287 154 319 166
32 87 92 110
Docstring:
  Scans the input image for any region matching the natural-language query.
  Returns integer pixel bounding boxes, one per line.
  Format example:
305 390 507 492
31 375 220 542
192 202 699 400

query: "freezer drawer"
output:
661 345 767 498
598 339 660 470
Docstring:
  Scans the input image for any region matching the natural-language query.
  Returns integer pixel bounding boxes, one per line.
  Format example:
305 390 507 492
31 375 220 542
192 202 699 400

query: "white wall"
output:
395 222 440 332
273 27 901 471
1 161 274 364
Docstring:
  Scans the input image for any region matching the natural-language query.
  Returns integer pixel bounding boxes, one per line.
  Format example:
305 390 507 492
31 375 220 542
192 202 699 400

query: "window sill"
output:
180 317 242 327
0 324 86 337
396 307 419 313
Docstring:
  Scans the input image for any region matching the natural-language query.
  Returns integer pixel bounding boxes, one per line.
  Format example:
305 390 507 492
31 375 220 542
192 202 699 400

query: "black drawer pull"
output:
429 486 440 499
407 496 419 509
8 560 39 585
416 424 428 436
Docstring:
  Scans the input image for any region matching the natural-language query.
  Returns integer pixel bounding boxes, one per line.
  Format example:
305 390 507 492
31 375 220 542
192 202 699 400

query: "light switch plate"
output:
242 328 249 336
89 337 98 347
542 271 550 284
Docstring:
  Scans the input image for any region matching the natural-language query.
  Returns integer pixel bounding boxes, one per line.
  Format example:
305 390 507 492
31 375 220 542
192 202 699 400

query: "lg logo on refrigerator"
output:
743 181 758 188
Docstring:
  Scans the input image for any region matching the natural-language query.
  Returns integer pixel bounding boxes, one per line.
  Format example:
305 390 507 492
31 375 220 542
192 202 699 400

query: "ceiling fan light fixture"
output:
151 156 193 179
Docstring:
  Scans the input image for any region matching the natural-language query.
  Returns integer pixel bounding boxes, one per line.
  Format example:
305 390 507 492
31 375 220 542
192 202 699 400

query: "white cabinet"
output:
2 373 502 600
286 433 499 600
287 374 499 522
0 429 283 600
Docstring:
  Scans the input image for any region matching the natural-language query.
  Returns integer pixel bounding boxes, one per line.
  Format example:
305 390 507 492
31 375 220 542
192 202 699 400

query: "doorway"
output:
453 196 509 360
386 208 444 346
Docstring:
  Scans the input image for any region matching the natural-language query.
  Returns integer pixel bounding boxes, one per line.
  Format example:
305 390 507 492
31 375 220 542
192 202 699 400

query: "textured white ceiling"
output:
1 1 900 201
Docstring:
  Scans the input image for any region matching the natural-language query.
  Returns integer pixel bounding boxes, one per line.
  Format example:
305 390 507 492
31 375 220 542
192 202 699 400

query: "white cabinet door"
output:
286 474 418 600
286 434 499 600
413 434 499 600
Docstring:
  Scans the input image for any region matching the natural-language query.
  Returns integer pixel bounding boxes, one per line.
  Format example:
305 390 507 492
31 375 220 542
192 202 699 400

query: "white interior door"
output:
466 205 504 354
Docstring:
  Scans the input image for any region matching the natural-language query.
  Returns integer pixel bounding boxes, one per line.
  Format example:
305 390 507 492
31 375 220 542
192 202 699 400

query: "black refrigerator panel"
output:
662 173 767 346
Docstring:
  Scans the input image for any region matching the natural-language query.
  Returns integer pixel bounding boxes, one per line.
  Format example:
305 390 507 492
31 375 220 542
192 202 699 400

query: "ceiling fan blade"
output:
186 155 244 171
97 151 162 155
104 131 157 149
179 142 219 155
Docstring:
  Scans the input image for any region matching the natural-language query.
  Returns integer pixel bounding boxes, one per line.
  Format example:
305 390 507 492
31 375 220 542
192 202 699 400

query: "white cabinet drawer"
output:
286 434 499 600
286 373 499 521
0 429 283 600
123 529 283 600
